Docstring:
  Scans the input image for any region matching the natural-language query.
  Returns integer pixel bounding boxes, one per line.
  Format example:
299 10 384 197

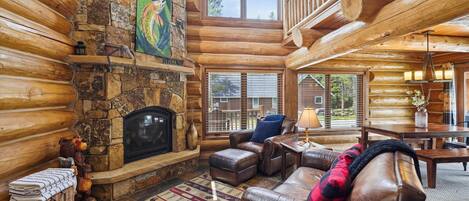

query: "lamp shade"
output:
298 108 322 129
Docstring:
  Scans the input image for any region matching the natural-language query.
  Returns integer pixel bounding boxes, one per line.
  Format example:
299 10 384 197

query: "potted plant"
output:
407 90 429 128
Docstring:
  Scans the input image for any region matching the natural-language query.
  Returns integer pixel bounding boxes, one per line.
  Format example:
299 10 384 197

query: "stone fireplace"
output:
123 106 174 163
73 64 199 200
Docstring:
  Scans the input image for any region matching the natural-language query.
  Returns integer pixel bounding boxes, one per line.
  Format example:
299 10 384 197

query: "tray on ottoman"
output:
209 148 258 186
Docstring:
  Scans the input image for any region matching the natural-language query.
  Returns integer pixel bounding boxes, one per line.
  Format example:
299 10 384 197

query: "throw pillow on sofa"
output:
263 114 286 122
308 144 363 201
250 120 283 143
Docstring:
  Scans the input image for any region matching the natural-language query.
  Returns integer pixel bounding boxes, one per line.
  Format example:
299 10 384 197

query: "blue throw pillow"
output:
250 120 283 143
263 114 286 122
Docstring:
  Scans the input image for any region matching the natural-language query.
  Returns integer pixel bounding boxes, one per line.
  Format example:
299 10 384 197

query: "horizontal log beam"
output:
369 108 414 118
369 85 419 95
286 0 469 70
37 0 78 18
369 72 405 84
365 34 469 52
0 0 71 34
0 47 72 81
0 8 73 60
187 25 283 43
187 40 292 56
0 110 76 143
292 28 324 48
189 53 285 67
0 129 74 179
335 51 424 63
304 60 420 72
341 0 393 22
0 76 76 110
370 96 411 107
433 53 469 64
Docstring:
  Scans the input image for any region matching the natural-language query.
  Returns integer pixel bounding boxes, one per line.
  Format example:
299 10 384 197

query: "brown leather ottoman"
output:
209 148 258 186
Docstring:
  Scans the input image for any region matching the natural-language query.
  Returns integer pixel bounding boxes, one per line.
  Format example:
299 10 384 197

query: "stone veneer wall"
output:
74 64 187 172
73 0 186 60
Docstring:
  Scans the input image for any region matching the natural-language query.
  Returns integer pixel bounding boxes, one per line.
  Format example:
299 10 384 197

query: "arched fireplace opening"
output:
124 106 174 163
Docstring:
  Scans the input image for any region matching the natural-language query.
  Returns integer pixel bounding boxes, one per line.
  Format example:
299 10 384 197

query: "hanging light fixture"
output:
404 31 452 83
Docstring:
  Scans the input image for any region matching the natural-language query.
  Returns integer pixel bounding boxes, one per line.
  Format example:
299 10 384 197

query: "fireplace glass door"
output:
124 107 173 163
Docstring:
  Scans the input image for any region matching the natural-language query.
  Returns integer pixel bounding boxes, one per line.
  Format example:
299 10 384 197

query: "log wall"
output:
0 1 77 200
367 63 421 125
186 1 293 155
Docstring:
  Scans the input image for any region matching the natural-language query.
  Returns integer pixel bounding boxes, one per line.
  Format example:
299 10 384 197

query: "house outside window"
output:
298 74 364 128
205 72 283 136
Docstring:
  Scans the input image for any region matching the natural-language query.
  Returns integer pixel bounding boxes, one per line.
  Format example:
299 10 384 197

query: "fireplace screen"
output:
124 107 173 163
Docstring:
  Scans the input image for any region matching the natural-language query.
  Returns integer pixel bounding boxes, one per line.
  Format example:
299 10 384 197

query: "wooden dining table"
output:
361 124 469 149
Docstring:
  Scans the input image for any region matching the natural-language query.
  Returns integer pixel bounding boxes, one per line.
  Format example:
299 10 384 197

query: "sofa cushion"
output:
250 120 283 143
238 142 264 160
272 167 325 200
308 144 362 201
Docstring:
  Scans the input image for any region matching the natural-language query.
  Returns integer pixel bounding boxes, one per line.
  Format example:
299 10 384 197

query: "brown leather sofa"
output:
242 149 426 201
229 119 297 176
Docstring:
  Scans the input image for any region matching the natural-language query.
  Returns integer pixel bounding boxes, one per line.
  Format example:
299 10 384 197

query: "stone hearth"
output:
73 64 198 200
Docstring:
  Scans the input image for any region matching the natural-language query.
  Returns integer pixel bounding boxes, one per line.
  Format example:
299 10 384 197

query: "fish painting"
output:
136 0 172 57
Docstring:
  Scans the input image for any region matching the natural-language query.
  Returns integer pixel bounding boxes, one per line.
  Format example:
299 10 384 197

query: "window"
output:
246 0 278 20
206 72 283 135
298 73 364 129
207 0 241 18
252 98 259 108
314 96 323 104
206 0 280 21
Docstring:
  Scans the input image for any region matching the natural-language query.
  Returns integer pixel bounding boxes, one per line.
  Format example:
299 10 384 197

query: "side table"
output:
280 138 326 180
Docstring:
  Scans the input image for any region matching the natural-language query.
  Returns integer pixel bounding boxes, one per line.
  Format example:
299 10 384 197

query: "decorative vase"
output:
415 109 428 128
186 122 199 150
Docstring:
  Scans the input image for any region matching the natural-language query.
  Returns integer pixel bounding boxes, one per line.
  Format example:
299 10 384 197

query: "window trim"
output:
203 0 282 22
314 96 323 104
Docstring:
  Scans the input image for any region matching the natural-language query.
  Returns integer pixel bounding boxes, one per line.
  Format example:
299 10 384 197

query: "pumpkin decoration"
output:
59 136 94 200
78 178 92 192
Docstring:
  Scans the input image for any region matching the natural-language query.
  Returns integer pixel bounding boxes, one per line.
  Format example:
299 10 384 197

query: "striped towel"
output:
9 168 76 201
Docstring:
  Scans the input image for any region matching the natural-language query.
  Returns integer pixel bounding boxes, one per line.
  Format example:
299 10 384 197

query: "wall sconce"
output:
444 69 454 80
414 71 423 80
404 71 413 81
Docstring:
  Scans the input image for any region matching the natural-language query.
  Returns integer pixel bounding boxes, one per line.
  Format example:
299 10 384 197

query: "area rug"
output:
145 173 281 201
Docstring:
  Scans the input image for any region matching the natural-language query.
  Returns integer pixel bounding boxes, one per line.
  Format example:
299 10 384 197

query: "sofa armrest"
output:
301 149 340 171
242 187 295 201
229 130 254 148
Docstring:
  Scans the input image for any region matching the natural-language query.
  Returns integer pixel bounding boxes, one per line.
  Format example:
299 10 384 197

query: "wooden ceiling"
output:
285 0 469 70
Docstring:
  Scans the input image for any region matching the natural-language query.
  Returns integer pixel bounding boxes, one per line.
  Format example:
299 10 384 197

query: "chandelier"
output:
404 31 453 83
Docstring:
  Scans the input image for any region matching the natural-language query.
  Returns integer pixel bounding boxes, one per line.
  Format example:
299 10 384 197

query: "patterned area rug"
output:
146 173 281 201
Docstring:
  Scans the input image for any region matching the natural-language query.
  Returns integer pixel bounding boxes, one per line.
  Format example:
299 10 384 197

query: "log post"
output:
292 28 324 48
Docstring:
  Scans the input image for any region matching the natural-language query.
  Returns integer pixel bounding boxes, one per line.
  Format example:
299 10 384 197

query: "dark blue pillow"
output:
263 114 286 122
250 120 283 143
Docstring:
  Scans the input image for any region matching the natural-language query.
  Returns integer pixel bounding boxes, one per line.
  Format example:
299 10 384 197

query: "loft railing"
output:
283 0 338 38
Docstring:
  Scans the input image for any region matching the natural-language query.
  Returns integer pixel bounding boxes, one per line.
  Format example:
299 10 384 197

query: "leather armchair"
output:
242 149 426 201
229 119 297 176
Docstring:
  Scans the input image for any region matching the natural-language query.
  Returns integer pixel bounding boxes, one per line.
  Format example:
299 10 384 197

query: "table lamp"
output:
297 108 322 143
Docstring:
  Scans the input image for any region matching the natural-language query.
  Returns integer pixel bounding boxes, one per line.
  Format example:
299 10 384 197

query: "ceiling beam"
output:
364 34 469 53
341 0 393 22
286 0 469 70
335 51 424 63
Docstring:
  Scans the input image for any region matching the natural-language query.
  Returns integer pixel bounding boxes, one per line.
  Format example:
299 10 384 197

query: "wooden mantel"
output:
67 55 195 74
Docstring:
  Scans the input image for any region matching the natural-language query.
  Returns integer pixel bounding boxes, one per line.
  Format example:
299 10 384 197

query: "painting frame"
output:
135 0 173 58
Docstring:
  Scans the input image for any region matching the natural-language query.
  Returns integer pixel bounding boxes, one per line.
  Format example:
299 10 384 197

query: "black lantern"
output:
74 41 87 55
